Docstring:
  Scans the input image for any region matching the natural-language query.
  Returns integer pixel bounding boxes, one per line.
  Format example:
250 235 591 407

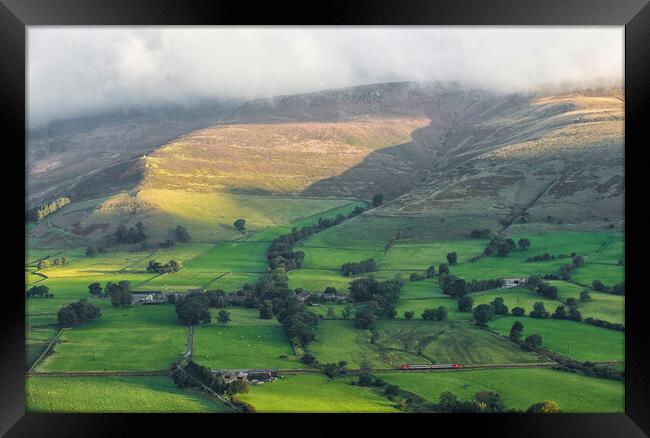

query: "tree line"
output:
28 197 71 221
267 206 366 272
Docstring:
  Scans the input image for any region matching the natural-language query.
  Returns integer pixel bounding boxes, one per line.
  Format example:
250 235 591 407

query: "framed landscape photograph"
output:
1 0 649 435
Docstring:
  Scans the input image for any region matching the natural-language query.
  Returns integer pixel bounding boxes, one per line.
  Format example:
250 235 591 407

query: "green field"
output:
26 376 231 412
185 242 269 272
571 263 624 287
36 305 188 371
488 316 624 362
378 368 624 412
26 327 60 369
193 308 302 369
236 374 398 412
140 271 227 291
207 272 261 292
309 320 541 368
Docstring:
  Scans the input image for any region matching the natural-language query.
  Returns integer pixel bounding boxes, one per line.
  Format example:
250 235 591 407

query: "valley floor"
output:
25 196 625 413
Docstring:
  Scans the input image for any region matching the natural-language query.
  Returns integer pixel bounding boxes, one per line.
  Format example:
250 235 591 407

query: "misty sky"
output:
28 26 623 127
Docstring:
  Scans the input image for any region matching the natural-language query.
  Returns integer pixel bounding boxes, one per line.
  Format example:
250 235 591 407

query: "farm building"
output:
502 278 528 288
296 292 310 302
131 291 166 304
220 369 278 384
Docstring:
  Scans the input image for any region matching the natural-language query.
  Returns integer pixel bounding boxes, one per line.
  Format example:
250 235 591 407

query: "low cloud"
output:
28 26 623 127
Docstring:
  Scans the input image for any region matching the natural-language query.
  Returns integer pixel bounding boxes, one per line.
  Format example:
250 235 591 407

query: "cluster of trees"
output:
457 295 474 312
593 280 624 296
440 275 505 298
110 222 147 245
526 401 561 413
146 259 183 274
37 256 70 270
483 237 530 257
526 276 559 300
175 225 191 243
437 390 507 413
472 296 510 326
421 307 448 321
469 229 491 239
29 197 71 221
508 321 544 350
175 291 212 325
348 277 403 324
267 208 366 272
372 194 383 207
57 299 101 327
26 285 53 298
410 264 447 281
341 258 377 276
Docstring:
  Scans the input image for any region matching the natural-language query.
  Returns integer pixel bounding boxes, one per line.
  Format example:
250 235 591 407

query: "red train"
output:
400 363 461 370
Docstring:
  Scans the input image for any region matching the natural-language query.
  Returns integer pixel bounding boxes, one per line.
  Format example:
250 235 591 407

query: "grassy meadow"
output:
26 376 232 412
378 368 624 412
236 374 398 413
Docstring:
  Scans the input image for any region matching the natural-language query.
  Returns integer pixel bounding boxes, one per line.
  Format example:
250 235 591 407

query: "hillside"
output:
27 82 624 247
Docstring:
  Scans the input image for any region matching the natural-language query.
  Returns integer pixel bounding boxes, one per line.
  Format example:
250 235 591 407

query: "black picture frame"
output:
1 0 648 436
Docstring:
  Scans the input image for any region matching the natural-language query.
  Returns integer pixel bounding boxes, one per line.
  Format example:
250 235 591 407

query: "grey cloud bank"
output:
28 26 623 127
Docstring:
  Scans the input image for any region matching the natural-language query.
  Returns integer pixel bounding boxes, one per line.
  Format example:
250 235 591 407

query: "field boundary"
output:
27 327 65 373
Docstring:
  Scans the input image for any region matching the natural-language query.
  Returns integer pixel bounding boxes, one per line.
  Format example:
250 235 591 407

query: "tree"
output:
176 297 211 326
530 302 549 318
372 193 384 207
592 280 609 292
353 308 376 330
301 353 316 365
457 295 474 312
473 304 494 327
435 306 448 321
517 238 531 250
110 289 132 307
438 264 449 275
217 310 231 325
233 218 246 232
572 255 585 267
258 300 274 319
475 391 505 412
552 305 568 320
26 285 51 298
37 259 52 270
421 308 436 320
86 246 97 257
88 282 102 296
446 252 458 265
404 311 414 320
57 299 101 327
579 290 592 301
511 306 526 317
527 400 561 413
342 304 354 320
226 379 250 395
490 297 508 315
568 306 582 322
439 391 458 411
523 334 543 350
426 265 436 278
509 321 524 343
175 225 191 243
